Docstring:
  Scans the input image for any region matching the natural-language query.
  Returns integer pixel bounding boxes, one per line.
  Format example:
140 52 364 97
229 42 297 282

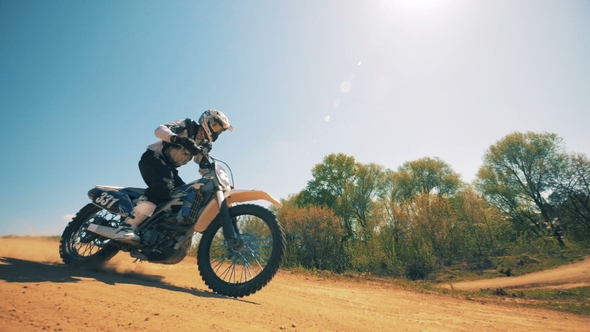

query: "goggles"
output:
210 121 226 134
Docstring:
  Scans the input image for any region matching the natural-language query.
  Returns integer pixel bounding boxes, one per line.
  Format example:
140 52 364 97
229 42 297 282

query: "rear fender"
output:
88 187 133 217
193 189 282 233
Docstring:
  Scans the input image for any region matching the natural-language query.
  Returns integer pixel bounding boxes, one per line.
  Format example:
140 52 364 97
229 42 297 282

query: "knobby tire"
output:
197 204 286 298
59 203 120 267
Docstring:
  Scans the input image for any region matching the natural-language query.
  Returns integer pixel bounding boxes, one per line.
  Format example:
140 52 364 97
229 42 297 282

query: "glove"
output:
201 141 213 154
199 156 212 169
171 135 201 155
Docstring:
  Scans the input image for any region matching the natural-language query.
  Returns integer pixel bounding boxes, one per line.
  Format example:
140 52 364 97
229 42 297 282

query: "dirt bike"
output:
59 154 286 298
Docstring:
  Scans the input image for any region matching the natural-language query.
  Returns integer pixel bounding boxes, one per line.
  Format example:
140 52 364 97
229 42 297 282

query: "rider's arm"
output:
155 119 186 142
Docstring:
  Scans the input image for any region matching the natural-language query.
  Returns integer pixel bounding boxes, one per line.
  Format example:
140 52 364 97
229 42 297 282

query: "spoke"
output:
78 243 92 256
247 249 266 271
239 253 256 281
69 208 116 259
217 261 235 281
233 253 251 282
231 263 238 283
239 250 260 279
214 262 230 277
207 212 275 285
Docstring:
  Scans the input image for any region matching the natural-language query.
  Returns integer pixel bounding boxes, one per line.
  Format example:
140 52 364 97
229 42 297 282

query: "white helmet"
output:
198 109 233 142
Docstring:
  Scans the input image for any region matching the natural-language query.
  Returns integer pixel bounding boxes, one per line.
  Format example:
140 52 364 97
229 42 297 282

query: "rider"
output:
114 109 233 243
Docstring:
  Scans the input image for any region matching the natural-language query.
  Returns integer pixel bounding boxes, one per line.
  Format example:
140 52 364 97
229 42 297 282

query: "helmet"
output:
198 109 233 142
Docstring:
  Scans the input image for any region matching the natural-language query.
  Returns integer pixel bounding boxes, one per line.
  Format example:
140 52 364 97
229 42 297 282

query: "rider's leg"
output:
113 200 156 242
114 150 177 243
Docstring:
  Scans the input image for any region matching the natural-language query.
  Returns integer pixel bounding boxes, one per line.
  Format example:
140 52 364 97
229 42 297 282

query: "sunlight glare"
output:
333 99 341 108
381 0 448 17
340 80 352 93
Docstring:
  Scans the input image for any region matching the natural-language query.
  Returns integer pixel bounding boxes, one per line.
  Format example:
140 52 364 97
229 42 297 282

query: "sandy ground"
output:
1 237 589 332
444 258 590 291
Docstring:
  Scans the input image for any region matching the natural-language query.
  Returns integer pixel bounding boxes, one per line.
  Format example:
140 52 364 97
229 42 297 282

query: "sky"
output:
1 0 589 236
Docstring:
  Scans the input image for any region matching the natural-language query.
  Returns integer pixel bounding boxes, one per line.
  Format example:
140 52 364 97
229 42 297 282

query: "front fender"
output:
193 189 282 233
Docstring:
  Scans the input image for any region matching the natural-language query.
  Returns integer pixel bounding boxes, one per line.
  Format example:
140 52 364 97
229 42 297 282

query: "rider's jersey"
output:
147 118 210 168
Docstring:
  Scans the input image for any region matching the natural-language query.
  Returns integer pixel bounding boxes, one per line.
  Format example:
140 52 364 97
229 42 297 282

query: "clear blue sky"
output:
1 0 589 236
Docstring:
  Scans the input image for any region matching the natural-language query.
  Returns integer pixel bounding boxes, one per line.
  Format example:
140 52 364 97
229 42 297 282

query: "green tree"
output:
386 198 437 279
378 156 461 249
389 157 462 202
451 186 513 262
341 162 385 229
475 131 566 239
550 153 590 241
277 195 347 271
297 153 357 210
298 153 386 238
297 153 357 238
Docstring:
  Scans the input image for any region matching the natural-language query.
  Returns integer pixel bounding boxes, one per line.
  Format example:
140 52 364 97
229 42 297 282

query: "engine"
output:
134 183 213 264
137 209 194 264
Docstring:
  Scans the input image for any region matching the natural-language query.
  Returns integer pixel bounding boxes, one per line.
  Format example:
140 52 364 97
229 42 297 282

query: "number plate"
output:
90 188 134 217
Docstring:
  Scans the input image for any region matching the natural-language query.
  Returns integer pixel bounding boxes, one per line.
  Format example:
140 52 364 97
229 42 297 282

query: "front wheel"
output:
197 204 286 298
59 203 120 267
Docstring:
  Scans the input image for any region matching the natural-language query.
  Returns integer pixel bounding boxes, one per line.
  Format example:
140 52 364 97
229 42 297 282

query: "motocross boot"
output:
114 200 156 244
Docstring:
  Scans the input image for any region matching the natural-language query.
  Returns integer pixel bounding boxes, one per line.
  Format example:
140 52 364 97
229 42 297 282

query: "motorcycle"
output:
59 154 286 298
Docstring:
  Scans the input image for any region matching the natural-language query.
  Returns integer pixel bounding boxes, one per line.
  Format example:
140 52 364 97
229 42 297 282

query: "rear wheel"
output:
59 203 120 267
197 204 286 298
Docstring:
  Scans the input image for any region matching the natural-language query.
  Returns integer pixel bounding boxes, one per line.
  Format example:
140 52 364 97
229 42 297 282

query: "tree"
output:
297 153 357 209
277 195 347 271
550 153 590 240
297 153 358 238
451 186 513 262
475 131 566 239
387 157 462 202
340 162 385 229
298 153 386 238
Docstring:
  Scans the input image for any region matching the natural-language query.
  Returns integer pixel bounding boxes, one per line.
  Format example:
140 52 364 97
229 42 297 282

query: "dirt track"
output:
1 237 589 332
445 258 590 291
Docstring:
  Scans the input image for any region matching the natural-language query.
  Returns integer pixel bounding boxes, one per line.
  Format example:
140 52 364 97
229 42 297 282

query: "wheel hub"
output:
227 238 245 252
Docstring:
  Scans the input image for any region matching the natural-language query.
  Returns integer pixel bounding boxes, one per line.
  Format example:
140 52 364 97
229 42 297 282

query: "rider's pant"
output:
139 150 185 205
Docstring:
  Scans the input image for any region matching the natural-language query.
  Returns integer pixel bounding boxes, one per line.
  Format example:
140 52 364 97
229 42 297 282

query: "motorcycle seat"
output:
124 187 146 195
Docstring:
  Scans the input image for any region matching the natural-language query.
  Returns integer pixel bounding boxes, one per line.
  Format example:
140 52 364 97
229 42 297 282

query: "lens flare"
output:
340 81 352 93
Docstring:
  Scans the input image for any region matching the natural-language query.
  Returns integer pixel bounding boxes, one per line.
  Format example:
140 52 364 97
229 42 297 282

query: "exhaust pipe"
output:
87 223 139 246
87 223 118 238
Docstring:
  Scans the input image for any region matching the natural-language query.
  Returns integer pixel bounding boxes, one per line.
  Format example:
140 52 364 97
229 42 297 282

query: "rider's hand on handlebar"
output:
171 135 202 155
201 141 212 154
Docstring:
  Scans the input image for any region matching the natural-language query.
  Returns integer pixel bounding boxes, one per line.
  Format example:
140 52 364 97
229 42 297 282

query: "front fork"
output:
215 190 244 251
